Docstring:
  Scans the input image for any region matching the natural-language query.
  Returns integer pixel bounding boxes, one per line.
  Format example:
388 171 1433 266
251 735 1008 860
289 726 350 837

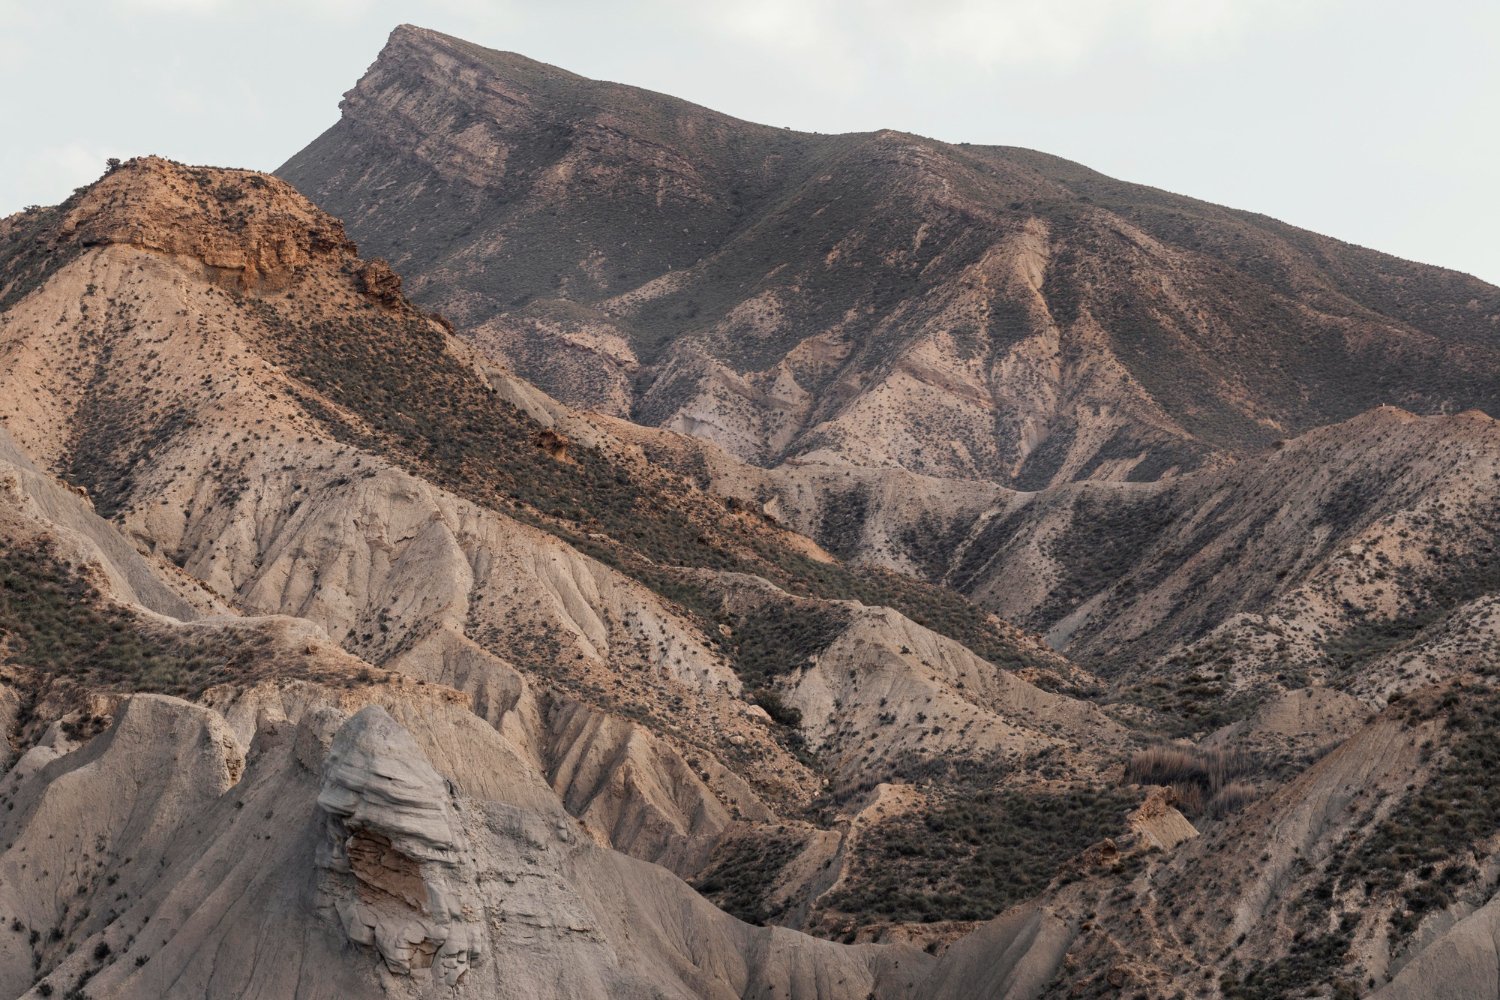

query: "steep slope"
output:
0 156 1168 996
8 625 1495 999
0 156 1132 947
279 24 1500 489
274 26 1500 761
944 406 1500 677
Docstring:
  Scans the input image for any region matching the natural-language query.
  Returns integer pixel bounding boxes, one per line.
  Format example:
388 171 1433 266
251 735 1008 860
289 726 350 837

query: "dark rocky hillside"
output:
280 25 1500 488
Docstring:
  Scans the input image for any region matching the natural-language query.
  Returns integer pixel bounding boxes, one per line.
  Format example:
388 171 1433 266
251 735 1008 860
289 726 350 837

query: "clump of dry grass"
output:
1169 781 1206 816
1126 744 1257 819
1205 781 1258 820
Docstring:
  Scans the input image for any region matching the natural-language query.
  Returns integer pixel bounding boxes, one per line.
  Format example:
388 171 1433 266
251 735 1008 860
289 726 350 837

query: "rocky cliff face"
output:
280 25 1500 490
62 157 356 288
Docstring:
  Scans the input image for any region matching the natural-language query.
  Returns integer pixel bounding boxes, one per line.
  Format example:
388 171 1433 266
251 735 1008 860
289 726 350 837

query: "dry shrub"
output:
1205 781 1257 820
1169 782 1206 816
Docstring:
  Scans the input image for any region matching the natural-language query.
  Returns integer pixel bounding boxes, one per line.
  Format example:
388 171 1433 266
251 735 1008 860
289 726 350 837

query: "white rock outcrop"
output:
317 706 483 985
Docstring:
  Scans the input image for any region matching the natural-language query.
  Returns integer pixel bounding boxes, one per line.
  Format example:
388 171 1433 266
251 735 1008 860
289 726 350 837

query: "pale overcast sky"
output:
3 0 1496 284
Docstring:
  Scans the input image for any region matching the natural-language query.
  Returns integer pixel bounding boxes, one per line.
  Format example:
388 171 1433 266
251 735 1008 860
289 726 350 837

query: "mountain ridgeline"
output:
280 25 1500 489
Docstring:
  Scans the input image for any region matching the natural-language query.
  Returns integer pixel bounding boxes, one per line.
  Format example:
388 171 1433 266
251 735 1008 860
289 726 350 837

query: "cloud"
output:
673 0 1304 73
0 0 36 67
108 0 374 15
108 0 229 10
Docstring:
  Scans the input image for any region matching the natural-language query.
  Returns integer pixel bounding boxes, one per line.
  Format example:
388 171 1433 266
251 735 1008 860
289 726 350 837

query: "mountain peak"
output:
55 156 357 291
375 21 589 89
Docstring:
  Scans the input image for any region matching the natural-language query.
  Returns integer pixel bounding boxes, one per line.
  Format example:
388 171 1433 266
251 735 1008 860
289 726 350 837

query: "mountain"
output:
277 22 1500 732
279 25 1500 490
1 23 1498 1000
0 157 1158 997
